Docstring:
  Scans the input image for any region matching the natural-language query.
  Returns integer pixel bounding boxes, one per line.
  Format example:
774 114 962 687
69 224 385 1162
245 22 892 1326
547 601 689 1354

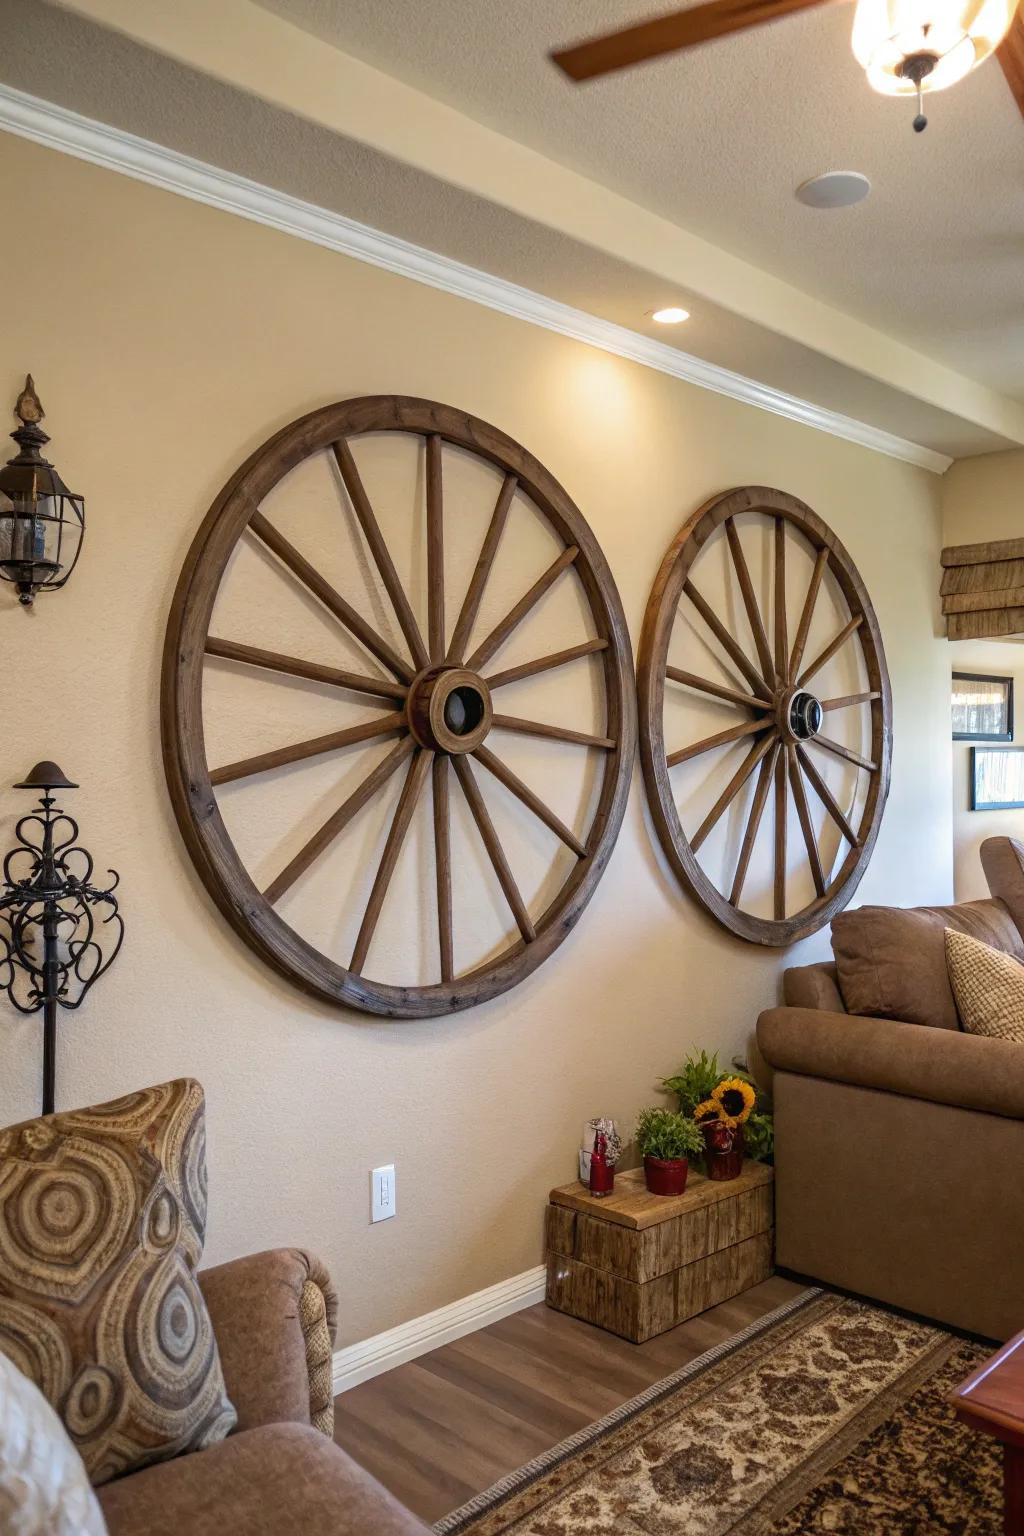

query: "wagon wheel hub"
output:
779 686 823 744
406 666 493 755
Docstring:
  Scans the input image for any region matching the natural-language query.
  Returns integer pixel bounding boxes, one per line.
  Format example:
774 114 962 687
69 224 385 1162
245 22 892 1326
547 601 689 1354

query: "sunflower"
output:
693 1098 724 1125
711 1077 756 1126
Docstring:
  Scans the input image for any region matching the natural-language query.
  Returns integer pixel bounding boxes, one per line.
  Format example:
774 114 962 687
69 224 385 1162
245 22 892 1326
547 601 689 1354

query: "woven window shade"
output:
942 537 1024 640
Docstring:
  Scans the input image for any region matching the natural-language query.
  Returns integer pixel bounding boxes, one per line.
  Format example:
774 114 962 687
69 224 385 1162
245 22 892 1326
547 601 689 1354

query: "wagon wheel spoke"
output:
210 711 406 786
787 744 825 897
797 614 863 690
248 511 414 683
666 667 773 713
729 742 780 906
205 637 407 701
432 753 454 983
465 546 579 673
796 744 861 846
452 755 536 943
774 517 788 684
491 714 615 750
682 578 773 701
690 730 777 853
809 733 877 773
725 518 775 685
446 474 517 664
474 744 587 857
789 546 829 682
350 747 433 976
426 434 445 663
263 737 416 905
821 691 881 712
667 715 770 767
773 746 787 921
486 639 608 690
333 439 429 673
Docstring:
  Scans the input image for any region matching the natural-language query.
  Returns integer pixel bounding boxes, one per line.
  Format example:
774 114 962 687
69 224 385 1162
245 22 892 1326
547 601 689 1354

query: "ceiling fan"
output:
551 0 1024 132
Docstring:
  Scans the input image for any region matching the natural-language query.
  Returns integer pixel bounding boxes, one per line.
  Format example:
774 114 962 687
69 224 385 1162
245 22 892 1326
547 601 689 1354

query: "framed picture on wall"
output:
952 672 1013 742
971 747 1024 811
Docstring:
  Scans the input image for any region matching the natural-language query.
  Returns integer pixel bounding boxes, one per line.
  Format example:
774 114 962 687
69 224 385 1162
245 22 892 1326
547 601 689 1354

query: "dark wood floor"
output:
333 1274 806 1524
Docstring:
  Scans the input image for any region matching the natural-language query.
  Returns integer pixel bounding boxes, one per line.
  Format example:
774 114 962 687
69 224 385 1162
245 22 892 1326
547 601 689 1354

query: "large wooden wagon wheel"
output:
162 396 635 1017
638 486 892 945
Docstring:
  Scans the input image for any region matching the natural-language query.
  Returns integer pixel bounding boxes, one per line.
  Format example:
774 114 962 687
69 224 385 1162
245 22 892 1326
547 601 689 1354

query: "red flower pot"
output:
643 1155 689 1196
703 1122 745 1181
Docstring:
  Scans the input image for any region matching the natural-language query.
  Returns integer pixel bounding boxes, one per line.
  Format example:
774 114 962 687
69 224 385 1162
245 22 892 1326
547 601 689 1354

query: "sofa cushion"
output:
97 1422 430 1536
0 1080 235 1485
831 898 1024 1029
946 928 1024 1043
782 963 845 1013
0 1350 107 1535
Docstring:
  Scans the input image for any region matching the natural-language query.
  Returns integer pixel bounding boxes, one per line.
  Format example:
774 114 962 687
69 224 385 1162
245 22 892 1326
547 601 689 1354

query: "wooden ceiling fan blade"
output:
997 8 1024 120
551 0 834 81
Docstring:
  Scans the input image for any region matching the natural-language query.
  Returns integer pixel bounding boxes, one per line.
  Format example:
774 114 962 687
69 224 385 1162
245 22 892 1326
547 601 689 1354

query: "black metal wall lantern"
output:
0 763 123 1115
0 377 85 606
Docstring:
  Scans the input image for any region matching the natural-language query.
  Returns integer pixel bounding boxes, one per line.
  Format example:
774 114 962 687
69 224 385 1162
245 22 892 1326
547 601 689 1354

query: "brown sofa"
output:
97 1247 428 1535
757 836 1024 1344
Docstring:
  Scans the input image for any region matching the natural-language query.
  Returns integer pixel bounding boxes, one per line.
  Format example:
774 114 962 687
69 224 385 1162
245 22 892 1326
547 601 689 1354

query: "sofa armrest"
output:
757 1007 1024 1120
199 1248 338 1438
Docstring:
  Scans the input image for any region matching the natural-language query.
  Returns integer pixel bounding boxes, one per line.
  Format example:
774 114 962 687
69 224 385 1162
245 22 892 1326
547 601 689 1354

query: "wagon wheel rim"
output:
162 396 636 1016
638 486 892 947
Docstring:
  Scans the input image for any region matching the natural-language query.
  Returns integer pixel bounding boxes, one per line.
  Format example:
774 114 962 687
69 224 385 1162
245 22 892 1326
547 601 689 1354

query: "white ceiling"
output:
1 0 1021 462
257 0 1024 402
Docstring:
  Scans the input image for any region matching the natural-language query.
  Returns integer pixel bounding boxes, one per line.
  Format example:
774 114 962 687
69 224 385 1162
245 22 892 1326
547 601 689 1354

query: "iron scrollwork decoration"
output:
0 762 124 1114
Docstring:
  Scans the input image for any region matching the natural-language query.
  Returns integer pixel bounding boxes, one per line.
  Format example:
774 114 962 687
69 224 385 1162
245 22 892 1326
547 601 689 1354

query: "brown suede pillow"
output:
0 1080 235 1485
831 898 1024 1030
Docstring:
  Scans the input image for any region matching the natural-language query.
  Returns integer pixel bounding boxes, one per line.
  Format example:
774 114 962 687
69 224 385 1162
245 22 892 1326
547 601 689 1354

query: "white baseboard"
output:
332 1264 547 1395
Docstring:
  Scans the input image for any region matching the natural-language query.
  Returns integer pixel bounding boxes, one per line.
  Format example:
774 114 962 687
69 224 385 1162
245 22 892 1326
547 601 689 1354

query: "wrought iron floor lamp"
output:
0 762 123 1115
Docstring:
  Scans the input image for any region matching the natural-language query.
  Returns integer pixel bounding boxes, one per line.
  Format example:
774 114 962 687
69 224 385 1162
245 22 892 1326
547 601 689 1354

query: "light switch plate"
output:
371 1164 396 1223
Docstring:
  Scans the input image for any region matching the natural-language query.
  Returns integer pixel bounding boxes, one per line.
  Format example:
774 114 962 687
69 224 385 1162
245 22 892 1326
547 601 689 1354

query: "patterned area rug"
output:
434 1290 999 1535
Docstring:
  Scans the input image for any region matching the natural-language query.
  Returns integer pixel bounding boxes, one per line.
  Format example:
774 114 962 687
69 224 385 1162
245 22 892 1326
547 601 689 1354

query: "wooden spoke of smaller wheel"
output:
162 396 636 1016
638 486 892 947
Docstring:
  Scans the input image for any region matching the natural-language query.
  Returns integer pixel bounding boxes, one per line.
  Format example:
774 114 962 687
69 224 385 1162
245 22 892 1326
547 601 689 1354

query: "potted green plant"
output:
663 1051 775 1172
634 1107 704 1196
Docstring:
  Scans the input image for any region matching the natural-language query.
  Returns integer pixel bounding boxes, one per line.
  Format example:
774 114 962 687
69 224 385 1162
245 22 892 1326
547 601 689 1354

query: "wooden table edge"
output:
549 1161 774 1230
951 1329 1024 1453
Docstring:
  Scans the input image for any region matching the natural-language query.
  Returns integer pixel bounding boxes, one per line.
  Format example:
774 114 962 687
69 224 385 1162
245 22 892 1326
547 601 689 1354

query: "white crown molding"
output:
331 1264 546 1395
0 83 951 475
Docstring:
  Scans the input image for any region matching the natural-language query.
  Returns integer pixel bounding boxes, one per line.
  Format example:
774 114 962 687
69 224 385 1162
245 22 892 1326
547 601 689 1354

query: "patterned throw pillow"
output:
0 1351 107 1535
945 927 1024 1042
0 1080 236 1485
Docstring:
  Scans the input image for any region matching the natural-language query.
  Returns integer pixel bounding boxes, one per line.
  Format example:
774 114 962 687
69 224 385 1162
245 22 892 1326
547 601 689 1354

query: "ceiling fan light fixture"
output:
650 306 690 324
851 0 1016 94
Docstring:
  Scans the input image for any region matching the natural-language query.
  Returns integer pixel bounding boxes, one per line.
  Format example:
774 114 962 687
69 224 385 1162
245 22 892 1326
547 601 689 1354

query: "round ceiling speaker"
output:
795 171 871 210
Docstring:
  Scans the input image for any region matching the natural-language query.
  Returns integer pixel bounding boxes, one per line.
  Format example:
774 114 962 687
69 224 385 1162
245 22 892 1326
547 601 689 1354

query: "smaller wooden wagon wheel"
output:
162 396 635 1017
638 487 892 946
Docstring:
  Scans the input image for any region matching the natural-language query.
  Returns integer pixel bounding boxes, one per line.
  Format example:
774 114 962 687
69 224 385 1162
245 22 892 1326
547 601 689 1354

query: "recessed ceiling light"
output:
651 307 690 324
795 172 871 210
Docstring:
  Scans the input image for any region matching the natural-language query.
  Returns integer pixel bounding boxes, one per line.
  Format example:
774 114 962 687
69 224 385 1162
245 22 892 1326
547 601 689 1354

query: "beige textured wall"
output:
942 448 1024 547
0 136 951 1346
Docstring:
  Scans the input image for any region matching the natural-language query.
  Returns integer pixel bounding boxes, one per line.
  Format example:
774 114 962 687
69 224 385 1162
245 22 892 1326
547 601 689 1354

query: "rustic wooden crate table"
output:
545 1161 774 1343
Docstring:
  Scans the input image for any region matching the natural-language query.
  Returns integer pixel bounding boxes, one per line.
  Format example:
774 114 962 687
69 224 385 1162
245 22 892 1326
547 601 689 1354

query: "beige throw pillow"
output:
0 1080 236 1486
0 1351 107 1535
945 927 1024 1042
